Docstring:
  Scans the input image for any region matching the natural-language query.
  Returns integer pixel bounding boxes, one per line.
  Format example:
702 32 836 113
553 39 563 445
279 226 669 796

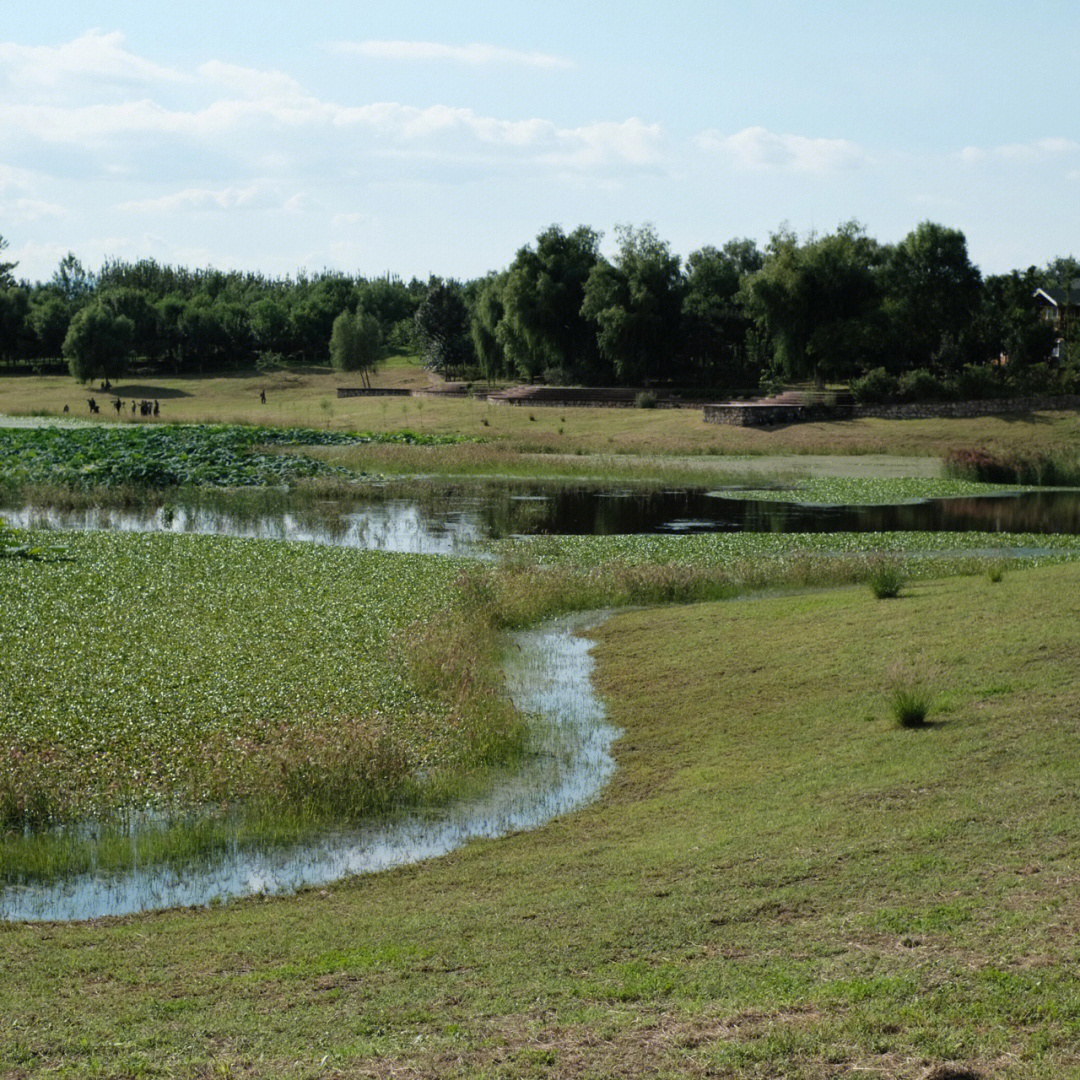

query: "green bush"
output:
635 391 659 409
850 367 898 404
891 683 933 728
950 363 1004 401
868 559 905 599
897 368 948 403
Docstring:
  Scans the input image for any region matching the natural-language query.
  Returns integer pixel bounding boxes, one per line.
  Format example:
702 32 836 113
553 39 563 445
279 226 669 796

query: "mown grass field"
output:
4 560 1080 1077
3 361 1080 462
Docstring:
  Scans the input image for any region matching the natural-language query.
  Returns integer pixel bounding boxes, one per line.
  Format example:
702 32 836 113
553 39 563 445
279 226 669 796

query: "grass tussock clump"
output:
890 682 934 727
867 557 905 598
944 446 1080 486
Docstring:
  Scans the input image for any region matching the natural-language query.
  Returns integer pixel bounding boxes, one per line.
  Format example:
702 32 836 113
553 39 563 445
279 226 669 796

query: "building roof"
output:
1034 281 1080 308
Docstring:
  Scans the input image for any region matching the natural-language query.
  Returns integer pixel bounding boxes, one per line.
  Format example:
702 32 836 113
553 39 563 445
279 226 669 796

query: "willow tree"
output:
329 308 381 387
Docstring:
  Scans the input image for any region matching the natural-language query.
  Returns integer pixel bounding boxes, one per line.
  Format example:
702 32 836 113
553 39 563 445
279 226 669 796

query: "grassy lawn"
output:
3 364 1080 463
4 560 1080 1077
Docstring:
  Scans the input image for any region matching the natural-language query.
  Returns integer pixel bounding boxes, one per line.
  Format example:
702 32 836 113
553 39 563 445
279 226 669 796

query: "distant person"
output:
153 399 159 417
260 389 266 404
114 399 122 415
131 400 136 415
63 404 69 414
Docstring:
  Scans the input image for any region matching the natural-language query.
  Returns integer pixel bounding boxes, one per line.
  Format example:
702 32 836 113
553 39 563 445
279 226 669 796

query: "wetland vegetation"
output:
3 379 1080 1076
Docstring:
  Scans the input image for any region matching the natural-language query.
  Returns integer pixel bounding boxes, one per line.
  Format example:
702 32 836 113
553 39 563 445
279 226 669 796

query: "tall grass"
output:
867 558 905 598
890 682 933 727
944 447 1080 486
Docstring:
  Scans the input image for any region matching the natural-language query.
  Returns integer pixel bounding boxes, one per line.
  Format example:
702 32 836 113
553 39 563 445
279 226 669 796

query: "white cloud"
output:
0 30 183 92
699 126 864 173
0 32 654 177
3 198 67 220
328 39 573 70
117 184 268 213
959 137 1080 163
196 61 307 101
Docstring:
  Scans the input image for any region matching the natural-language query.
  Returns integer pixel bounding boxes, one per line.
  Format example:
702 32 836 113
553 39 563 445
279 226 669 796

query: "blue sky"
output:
2 1 1078 283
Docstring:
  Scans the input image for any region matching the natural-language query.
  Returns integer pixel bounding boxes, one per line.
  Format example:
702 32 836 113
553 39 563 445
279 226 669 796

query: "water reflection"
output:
6 484 1080 550
0 613 617 921
1 501 482 555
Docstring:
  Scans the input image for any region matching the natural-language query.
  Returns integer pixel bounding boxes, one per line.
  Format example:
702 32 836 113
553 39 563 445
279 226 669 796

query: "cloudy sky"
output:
2 0 1078 283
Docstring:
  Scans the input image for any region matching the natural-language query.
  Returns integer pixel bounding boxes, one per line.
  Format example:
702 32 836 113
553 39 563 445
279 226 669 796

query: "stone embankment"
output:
704 393 1080 427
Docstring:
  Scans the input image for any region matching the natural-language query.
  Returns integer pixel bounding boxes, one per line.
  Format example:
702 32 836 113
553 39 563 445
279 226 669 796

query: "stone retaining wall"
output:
705 394 1080 427
853 395 1080 420
703 402 852 426
336 387 412 398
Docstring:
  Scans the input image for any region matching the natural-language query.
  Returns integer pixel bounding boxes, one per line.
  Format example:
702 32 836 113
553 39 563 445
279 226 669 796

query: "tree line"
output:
1 223 1077 398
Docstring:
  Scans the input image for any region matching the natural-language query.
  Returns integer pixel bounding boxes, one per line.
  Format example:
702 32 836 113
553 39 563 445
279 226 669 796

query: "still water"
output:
0 614 617 921
5 483 1080 554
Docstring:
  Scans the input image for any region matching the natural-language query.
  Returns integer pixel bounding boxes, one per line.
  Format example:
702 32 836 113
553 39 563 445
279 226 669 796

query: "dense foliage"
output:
0 534 495 837
0 424 464 489
0 224 1077 396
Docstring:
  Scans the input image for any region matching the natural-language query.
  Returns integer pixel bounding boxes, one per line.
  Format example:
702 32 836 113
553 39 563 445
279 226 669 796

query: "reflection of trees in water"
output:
6 485 1080 546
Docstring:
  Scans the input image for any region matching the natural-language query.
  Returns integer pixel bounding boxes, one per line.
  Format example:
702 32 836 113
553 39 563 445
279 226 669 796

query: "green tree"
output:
62 302 134 384
52 253 94 306
414 279 472 377
680 240 763 388
0 234 17 288
0 287 30 361
496 225 603 383
742 222 884 384
470 274 508 381
882 222 982 373
581 224 683 384
329 308 382 386
29 295 71 359
979 269 1056 368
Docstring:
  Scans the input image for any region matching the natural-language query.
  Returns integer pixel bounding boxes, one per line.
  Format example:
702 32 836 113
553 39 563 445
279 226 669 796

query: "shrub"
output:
850 367 898 404
635 390 659 409
891 683 933 728
868 559 905 599
897 368 948 403
987 563 1005 583
542 365 573 386
950 363 1003 401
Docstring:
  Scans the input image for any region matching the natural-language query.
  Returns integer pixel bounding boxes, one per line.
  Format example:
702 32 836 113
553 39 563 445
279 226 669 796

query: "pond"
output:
7 476 1080 920
6 482 1080 554
0 613 618 921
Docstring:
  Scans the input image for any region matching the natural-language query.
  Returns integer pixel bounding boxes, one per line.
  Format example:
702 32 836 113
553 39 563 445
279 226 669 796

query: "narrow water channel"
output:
0 613 617 922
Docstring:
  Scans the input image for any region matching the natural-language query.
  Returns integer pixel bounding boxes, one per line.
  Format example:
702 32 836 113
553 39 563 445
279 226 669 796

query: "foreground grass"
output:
4 365 1080 461
0 533 520 878
4 560 1080 1077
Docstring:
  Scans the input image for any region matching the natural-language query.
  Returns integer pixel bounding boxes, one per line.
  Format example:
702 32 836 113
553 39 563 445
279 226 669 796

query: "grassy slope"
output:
4 562 1080 1077
3 365 1080 461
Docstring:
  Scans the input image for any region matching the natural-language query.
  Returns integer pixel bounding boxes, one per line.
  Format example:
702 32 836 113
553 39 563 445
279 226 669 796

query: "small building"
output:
1034 280 1080 333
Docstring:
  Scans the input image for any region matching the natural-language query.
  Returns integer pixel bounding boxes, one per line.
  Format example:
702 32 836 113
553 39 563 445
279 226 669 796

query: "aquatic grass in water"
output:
1 613 617 920
0 532 523 881
0 423 467 491
490 530 1080 574
718 476 1029 506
